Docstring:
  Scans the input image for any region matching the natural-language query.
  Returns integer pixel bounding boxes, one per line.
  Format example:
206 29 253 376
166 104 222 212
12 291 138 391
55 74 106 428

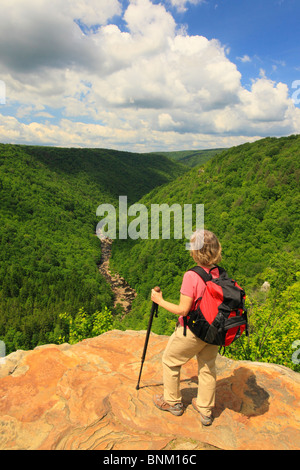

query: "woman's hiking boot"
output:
192 398 213 426
153 394 184 416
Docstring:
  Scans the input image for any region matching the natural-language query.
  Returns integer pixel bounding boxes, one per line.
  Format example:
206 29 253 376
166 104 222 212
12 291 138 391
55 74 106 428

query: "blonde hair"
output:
190 229 222 267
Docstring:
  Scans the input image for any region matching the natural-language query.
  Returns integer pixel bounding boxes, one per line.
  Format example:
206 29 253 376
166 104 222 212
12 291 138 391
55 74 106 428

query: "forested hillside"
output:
151 148 225 167
0 143 186 353
111 135 300 371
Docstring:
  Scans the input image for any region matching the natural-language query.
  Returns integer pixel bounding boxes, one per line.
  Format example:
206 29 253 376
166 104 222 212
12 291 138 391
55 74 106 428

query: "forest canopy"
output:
0 143 185 353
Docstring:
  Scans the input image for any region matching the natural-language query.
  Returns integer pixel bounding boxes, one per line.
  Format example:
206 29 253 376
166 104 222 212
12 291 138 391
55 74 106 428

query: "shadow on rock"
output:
181 367 270 418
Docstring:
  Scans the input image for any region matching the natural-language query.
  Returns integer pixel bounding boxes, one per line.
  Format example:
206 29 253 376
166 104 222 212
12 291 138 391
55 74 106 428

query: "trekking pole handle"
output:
151 286 161 316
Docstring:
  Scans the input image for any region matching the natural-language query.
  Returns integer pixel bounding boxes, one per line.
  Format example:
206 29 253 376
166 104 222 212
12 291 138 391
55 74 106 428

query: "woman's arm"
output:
151 289 193 317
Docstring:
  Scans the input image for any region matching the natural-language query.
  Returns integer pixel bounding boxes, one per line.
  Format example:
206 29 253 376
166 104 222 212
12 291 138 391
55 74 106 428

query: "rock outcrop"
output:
0 330 299 450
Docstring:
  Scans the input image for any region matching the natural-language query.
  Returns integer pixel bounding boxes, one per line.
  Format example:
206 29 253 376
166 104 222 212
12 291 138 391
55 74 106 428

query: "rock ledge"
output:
0 330 299 450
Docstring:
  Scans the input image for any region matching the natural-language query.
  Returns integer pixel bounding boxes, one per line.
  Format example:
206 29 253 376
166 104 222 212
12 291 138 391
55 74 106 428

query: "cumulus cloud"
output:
0 0 299 151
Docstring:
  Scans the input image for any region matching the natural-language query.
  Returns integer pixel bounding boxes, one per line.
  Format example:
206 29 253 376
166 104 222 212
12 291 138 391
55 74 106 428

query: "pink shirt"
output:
178 266 220 328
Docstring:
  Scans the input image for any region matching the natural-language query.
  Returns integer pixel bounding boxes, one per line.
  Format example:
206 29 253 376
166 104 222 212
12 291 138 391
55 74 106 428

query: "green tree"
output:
57 307 114 345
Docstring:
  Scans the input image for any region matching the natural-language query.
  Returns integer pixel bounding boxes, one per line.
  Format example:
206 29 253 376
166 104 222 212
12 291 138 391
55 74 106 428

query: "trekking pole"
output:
136 286 160 390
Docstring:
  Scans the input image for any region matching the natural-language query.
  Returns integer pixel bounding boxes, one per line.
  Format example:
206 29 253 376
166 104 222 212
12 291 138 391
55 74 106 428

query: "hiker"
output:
151 229 222 426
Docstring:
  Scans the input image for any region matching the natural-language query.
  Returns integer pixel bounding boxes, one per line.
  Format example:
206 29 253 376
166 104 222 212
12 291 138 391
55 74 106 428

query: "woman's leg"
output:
162 326 207 404
196 343 219 417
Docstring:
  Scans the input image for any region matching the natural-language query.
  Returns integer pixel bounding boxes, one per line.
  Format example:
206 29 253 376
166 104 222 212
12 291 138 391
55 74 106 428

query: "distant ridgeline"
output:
0 137 299 371
150 148 225 168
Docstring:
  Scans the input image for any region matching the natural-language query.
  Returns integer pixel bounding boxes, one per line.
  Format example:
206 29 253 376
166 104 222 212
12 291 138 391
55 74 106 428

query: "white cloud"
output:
70 0 122 26
0 0 299 152
125 0 175 37
169 0 205 13
237 55 251 63
0 0 122 74
240 79 290 122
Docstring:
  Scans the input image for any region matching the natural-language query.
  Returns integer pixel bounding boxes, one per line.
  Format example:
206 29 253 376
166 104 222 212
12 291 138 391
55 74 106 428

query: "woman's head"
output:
190 229 222 267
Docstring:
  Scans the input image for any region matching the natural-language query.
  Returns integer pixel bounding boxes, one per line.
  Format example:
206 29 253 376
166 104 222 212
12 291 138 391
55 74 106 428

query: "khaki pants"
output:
162 325 218 417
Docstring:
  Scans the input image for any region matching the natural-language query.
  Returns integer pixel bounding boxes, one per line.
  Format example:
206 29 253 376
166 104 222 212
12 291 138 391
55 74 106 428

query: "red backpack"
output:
183 266 248 347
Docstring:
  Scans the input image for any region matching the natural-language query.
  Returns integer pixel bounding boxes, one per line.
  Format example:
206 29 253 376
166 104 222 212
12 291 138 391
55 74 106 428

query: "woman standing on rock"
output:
151 230 222 426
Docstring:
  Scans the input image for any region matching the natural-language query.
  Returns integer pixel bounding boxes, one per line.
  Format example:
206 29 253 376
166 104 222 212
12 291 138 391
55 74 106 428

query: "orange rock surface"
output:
0 330 299 450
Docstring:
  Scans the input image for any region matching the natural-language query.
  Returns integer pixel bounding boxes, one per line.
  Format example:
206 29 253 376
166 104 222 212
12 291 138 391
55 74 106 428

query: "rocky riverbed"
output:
98 238 136 315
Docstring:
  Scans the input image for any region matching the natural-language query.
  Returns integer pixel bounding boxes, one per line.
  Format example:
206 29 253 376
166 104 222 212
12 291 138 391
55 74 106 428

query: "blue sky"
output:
178 0 299 87
0 0 299 151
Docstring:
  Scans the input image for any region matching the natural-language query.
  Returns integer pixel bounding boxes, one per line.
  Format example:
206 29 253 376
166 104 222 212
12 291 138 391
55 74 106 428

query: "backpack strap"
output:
183 295 202 337
188 265 226 283
183 315 188 337
188 266 212 283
